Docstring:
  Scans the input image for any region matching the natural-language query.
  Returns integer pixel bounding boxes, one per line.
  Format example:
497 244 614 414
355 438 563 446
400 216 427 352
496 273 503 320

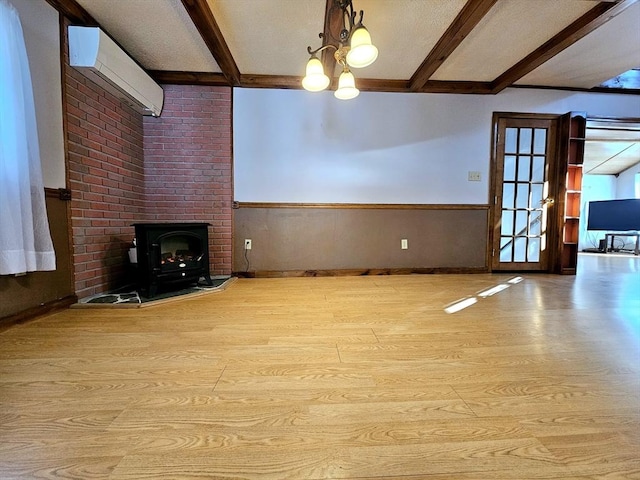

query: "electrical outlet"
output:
468 171 481 181
401 239 408 250
244 239 252 250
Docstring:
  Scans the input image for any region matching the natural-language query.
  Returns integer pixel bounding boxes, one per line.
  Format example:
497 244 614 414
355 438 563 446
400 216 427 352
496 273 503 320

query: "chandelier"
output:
302 0 378 100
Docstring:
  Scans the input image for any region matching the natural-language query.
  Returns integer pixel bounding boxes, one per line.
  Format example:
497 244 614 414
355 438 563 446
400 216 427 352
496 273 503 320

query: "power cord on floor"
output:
244 245 250 272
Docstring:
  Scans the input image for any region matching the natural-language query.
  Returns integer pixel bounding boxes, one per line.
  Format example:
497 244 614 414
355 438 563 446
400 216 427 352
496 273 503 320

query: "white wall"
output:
12 0 65 188
616 162 640 199
234 87 640 204
579 174 617 249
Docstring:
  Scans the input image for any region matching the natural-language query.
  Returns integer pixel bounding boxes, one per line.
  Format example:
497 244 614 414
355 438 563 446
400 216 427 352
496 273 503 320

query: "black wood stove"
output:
132 223 213 298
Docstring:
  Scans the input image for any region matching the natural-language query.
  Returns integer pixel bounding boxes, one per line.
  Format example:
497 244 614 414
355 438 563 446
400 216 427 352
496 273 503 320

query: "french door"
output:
491 115 559 271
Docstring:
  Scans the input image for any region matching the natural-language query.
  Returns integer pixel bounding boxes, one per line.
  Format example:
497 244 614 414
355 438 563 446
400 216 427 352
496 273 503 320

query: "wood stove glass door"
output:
158 233 204 272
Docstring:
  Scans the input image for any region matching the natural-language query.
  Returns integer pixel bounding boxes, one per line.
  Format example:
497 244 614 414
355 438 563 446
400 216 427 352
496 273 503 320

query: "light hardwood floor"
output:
1 253 639 479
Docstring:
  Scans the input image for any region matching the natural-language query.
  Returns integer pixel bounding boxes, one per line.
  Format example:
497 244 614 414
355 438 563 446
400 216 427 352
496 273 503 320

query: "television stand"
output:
604 233 640 255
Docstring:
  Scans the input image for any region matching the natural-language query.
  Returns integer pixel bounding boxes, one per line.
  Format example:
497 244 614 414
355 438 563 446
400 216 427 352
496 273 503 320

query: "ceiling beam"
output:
410 0 499 91
149 71 229 86
352 79 409 93
240 76 409 93
419 80 494 94
358 79 494 94
238 76 495 95
180 0 240 86
44 0 97 25
241 75 307 90
491 0 638 93
321 0 343 85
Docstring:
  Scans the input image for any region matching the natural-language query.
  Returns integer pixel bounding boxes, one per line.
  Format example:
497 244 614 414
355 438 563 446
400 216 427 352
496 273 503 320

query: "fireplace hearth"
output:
133 223 213 298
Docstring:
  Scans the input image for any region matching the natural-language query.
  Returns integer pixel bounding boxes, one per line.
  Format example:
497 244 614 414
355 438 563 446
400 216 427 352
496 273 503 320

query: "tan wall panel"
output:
233 206 488 274
0 194 74 320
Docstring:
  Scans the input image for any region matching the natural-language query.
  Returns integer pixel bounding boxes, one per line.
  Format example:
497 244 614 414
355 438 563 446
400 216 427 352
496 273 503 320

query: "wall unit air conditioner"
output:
68 26 163 117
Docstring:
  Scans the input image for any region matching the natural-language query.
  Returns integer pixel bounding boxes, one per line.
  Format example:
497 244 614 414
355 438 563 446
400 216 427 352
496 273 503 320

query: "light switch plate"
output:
468 171 481 181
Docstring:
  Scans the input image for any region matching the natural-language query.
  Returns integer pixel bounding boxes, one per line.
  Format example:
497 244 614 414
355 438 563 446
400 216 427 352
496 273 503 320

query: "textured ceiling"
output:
77 0 220 72
345 0 470 80
208 0 326 77
517 2 640 88
51 0 640 174
431 0 594 82
584 121 640 175
65 0 640 93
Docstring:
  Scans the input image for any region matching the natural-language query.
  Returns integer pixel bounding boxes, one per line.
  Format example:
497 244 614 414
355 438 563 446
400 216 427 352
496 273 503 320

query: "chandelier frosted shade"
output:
334 69 359 100
302 0 376 99
346 26 378 68
302 57 330 92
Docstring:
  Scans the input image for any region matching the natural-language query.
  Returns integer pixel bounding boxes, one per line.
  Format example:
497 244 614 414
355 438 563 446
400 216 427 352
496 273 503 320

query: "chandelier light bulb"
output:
302 56 330 92
334 69 359 100
346 26 378 68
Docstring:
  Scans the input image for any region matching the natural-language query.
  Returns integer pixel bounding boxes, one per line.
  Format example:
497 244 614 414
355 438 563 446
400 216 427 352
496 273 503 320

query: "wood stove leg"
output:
203 274 213 286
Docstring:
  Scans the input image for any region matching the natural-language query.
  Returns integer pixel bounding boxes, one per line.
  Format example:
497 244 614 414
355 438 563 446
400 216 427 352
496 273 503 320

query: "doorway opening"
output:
579 117 640 256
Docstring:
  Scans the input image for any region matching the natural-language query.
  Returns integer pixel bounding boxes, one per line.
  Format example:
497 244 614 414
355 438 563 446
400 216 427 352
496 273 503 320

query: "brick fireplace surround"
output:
65 55 232 300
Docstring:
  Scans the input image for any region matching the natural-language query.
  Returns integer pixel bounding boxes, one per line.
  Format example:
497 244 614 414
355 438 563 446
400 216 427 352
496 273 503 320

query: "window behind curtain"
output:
0 0 55 275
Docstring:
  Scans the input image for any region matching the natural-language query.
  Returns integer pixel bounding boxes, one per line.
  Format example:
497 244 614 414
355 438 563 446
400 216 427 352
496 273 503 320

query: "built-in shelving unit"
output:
556 112 586 274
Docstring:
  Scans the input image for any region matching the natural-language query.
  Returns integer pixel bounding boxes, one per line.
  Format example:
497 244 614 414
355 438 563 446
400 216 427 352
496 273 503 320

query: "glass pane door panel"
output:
528 238 541 262
533 129 547 154
503 183 514 209
504 155 516 181
517 156 531 181
514 237 527 261
532 156 545 182
531 184 543 208
500 238 512 262
519 129 532 153
501 211 514 235
516 184 530 209
515 211 528 235
505 128 517 153
530 213 542 236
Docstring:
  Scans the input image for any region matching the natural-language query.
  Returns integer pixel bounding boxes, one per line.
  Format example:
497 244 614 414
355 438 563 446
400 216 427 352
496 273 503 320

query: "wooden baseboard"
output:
0 294 78 332
233 267 488 278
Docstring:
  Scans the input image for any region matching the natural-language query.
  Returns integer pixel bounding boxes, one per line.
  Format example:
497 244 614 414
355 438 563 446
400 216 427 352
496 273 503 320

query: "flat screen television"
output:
586 199 640 231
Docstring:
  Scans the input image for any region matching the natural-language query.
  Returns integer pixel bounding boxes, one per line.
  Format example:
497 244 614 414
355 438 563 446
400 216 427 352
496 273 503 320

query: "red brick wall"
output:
65 63 145 299
143 85 233 276
64 29 233 298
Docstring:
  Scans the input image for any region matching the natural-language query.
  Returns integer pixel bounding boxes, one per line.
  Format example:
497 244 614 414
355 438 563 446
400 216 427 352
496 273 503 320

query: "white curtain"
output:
0 0 56 275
